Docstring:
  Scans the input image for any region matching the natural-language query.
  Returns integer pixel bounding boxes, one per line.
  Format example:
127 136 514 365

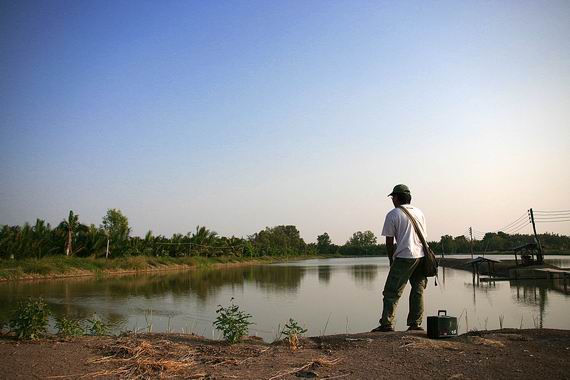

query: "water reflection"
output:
318 266 331 284
0 256 568 340
0 265 307 321
350 265 379 285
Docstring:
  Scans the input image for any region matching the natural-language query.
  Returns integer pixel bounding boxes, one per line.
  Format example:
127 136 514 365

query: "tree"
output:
317 233 333 254
101 209 130 257
59 211 80 256
32 219 51 259
346 231 377 247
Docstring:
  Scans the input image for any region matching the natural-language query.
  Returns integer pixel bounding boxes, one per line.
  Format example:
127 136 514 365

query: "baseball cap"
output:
388 184 411 197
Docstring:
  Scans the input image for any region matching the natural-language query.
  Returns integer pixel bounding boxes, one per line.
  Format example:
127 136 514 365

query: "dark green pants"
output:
380 257 427 327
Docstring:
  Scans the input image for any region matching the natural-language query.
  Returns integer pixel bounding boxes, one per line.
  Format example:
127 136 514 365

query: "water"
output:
1 255 569 341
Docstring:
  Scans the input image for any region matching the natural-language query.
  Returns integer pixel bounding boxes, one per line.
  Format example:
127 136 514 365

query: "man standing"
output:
372 184 427 332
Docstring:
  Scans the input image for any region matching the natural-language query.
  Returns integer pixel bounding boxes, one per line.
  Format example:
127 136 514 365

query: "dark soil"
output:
1 329 569 379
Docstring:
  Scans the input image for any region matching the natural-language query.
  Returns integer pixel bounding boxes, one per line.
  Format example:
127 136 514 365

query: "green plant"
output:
282 318 307 351
56 316 84 337
87 314 111 336
213 298 252 343
9 298 51 340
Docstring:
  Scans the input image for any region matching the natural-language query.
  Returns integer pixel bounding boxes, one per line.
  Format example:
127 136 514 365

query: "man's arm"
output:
386 236 395 266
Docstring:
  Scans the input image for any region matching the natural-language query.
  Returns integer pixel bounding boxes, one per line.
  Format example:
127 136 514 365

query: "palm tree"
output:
59 211 79 256
32 219 51 259
191 226 218 257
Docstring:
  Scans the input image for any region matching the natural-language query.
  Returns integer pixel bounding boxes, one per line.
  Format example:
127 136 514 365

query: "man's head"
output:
388 184 412 206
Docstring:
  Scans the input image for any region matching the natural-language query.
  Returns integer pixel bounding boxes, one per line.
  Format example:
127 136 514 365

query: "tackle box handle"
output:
438 310 447 316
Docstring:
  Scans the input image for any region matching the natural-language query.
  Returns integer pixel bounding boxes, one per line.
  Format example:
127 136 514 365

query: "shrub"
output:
9 298 51 340
282 318 308 351
213 298 252 343
56 316 84 337
87 314 111 336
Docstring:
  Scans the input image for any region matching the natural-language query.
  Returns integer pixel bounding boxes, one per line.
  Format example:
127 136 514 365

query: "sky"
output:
1 0 569 244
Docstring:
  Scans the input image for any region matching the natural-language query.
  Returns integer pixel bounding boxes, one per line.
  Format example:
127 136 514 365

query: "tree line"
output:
1 209 569 260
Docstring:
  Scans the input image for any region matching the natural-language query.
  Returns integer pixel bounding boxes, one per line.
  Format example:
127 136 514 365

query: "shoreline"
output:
1 252 568 282
0 254 343 283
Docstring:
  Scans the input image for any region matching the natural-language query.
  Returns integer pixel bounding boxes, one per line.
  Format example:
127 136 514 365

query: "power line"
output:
500 220 530 233
534 209 570 213
494 213 528 232
509 223 531 234
535 219 570 223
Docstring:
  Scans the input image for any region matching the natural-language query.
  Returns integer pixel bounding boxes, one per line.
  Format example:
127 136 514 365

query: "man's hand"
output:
386 237 395 266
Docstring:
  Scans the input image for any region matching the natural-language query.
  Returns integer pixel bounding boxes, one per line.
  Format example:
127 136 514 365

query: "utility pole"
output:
469 227 474 259
529 208 543 264
106 238 110 259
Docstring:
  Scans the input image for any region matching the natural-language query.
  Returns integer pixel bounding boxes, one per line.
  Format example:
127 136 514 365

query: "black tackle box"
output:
427 310 458 339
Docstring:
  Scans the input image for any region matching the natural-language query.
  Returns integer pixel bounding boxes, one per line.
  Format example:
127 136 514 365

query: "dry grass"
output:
398 336 462 351
87 337 200 379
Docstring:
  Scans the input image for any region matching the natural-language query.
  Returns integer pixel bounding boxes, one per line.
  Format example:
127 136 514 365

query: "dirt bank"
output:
0 255 326 283
1 329 569 379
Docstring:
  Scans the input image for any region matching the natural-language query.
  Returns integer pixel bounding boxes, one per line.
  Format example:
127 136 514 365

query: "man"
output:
372 184 427 332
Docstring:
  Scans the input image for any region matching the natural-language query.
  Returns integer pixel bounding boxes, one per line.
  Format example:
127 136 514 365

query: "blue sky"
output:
1 0 569 243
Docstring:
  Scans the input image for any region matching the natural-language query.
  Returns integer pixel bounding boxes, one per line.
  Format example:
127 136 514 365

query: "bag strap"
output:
397 206 438 286
397 206 430 255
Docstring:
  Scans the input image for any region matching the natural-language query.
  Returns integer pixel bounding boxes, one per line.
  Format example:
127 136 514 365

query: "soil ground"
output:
1 329 569 379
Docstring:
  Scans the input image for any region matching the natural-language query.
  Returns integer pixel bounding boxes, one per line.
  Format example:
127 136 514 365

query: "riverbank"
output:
0 255 339 282
1 328 569 379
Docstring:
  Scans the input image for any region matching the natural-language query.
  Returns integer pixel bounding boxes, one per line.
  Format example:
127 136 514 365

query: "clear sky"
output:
1 0 569 243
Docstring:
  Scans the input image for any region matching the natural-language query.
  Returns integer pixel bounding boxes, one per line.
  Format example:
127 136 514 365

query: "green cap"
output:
388 184 411 197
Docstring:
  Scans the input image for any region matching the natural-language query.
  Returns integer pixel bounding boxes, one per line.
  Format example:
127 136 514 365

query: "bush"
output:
56 316 84 337
87 314 111 336
282 318 307 351
213 298 252 343
10 298 51 340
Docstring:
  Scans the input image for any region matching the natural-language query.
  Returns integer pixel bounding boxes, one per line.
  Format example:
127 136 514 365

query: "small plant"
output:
144 309 153 333
87 314 111 336
56 316 84 337
282 318 307 351
9 298 51 340
499 314 504 329
213 298 252 343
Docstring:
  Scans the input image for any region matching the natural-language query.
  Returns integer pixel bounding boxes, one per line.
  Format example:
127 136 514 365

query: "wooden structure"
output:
513 243 540 266
466 257 501 283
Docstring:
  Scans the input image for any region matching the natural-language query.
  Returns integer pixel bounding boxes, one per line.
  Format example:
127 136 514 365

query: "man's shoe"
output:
371 325 394 332
407 325 424 331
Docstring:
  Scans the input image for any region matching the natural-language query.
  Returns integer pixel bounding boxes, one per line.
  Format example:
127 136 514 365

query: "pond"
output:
1 256 569 341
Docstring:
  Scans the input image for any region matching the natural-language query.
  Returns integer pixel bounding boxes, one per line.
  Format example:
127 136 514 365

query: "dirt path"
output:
1 329 569 379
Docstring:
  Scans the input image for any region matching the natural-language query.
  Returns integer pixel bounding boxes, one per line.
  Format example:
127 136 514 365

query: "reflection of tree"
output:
318 266 331 284
0 265 307 323
350 265 379 285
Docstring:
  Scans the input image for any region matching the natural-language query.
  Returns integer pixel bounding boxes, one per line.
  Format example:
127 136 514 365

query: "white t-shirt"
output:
381 205 427 259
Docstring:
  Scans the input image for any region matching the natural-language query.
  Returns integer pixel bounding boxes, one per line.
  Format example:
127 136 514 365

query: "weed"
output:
87 314 111 336
320 312 332 336
282 318 307 351
9 298 51 340
56 316 84 337
144 309 153 333
213 298 252 343
532 314 540 329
